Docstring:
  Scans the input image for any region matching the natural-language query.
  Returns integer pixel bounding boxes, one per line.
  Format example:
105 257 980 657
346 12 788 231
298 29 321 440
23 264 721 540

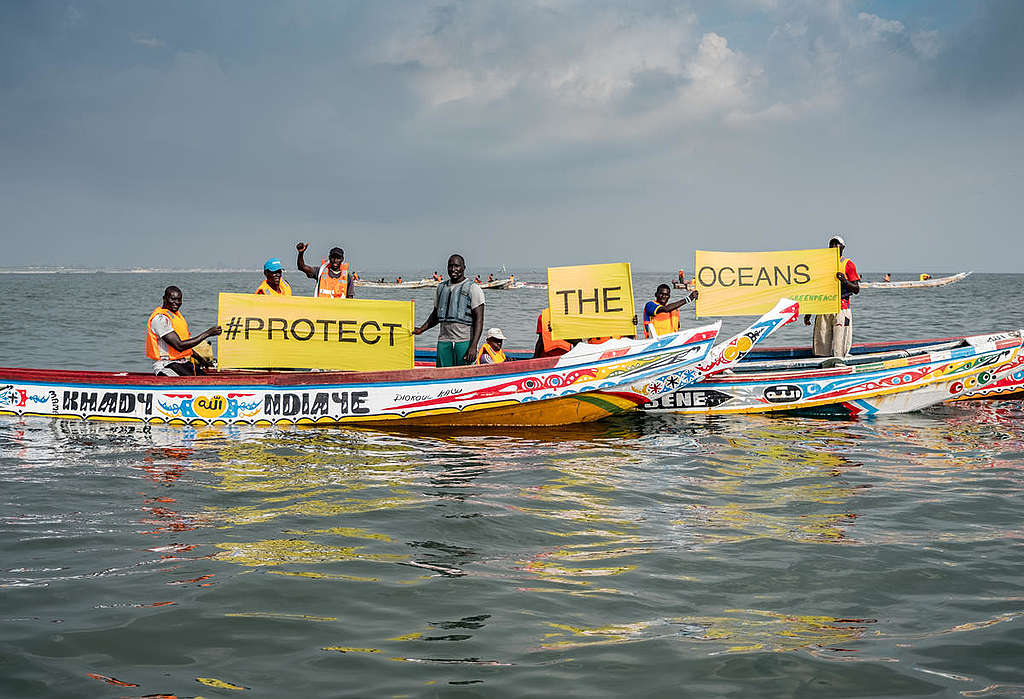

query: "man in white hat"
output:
476 328 508 365
804 235 860 359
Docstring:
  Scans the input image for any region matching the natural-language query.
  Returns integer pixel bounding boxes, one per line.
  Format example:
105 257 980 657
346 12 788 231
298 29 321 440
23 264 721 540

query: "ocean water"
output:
1 271 1023 697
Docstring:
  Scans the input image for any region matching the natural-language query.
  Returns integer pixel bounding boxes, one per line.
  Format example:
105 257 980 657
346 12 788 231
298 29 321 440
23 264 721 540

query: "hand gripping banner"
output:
694 248 840 317
217 293 414 371
547 263 636 340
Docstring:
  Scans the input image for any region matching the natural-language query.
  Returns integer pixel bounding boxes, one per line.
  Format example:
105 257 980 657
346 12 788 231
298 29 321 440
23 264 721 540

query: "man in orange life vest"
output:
534 308 573 358
295 242 356 298
642 284 698 338
803 234 860 358
255 258 292 296
146 286 222 376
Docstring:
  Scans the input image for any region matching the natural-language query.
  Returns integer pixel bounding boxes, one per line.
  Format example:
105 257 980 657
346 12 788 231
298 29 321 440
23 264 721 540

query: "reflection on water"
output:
2 403 1024 695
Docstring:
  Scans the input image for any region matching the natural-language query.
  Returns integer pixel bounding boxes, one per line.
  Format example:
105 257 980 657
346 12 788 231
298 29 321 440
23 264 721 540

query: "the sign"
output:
216 293 414 371
547 263 636 340
694 248 840 317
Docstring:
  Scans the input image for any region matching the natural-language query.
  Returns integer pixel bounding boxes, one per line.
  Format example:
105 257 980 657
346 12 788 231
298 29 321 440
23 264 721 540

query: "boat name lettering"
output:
554 286 624 314
263 391 369 416
393 393 432 402
762 385 803 403
697 264 811 288
437 388 460 397
62 390 154 415
645 390 731 409
230 316 404 346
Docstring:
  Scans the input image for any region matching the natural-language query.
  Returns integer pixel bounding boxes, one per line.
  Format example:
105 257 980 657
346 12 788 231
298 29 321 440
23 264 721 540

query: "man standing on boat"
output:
295 242 356 299
146 286 222 376
255 258 292 296
804 235 860 358
413 254 485 366
642 283 698 338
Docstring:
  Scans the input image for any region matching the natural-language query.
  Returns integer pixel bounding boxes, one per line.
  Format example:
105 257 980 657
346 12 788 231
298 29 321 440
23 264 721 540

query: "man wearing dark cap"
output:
803 234 860 358
295 242 356 299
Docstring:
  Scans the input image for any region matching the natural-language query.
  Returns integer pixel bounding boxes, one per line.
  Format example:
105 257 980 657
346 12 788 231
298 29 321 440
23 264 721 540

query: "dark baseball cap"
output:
329 247 344 258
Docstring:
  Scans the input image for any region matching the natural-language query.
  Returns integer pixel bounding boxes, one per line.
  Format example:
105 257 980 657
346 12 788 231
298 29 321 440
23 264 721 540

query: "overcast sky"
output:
1 1 1021 272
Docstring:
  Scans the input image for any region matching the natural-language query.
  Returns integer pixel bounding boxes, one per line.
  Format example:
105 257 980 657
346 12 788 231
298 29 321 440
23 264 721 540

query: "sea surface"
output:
1 270 1023 697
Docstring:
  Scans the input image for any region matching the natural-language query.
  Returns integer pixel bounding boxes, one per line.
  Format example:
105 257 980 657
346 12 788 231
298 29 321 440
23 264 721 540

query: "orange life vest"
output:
146 307 192 361
644 307 679 339
315 261 350 298
475 343 506 364
255 279 292 296
538 308 572 357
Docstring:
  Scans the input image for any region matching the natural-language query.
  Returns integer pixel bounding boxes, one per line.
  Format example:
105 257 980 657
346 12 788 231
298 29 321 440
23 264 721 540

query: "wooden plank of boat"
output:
861 272 971 289
641 331 1023 417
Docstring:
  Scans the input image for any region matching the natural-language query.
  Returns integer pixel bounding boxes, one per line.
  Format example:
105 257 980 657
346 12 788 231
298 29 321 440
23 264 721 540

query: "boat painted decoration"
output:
0 324 720 428
642 331 1023 417
861 272 971 289
0 301 799 428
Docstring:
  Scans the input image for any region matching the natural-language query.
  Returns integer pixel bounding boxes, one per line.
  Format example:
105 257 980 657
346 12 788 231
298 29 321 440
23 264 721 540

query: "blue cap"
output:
264 257 284 272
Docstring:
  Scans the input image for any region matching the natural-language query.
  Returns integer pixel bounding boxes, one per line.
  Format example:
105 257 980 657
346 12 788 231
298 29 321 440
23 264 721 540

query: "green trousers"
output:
436 341 472 367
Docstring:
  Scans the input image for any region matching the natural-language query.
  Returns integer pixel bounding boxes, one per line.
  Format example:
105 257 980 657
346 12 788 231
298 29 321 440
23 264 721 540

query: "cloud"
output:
131 34 165 48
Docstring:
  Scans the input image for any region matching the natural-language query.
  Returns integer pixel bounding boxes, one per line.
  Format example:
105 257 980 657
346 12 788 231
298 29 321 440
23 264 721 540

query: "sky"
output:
1 0 1021 272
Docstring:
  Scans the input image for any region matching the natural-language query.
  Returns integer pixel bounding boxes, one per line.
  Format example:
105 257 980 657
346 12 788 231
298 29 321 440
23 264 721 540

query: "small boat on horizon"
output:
861 272 971 289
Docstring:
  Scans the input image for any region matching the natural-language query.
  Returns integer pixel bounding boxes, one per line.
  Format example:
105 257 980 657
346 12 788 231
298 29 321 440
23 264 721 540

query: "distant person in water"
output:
413 254 485 366
295 242 356 298
255 258 292 296
146 286 221 376
487 273 494 282
883 273 891 282
474 274 482 283
804 235 860 358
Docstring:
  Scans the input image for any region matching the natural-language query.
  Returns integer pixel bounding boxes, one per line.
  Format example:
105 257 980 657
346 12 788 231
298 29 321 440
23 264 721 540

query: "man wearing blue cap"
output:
255 258 292 296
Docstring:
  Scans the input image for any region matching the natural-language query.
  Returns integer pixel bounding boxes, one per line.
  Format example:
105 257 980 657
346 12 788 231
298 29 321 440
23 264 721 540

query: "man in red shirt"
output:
803 235 860 358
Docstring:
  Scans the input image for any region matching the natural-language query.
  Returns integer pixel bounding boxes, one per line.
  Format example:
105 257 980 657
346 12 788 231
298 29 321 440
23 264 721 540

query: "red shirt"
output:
841 258 860 309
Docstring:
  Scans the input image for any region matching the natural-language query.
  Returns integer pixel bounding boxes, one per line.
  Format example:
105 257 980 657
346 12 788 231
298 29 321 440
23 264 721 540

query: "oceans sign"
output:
547 263 636 340
216 293 414 371
694 248 840 317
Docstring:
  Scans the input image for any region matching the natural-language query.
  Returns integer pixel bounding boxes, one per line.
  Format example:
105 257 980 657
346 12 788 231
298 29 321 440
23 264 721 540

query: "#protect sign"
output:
216 293 414 371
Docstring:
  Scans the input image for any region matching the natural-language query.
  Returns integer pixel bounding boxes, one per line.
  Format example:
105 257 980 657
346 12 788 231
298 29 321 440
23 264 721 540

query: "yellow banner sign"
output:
547 263 636 340
216 293 414 371
694 248 840 317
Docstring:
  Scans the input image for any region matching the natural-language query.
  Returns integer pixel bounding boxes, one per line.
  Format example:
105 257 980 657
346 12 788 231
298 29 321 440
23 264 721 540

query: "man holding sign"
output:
642 284 698 338
803 235 860 358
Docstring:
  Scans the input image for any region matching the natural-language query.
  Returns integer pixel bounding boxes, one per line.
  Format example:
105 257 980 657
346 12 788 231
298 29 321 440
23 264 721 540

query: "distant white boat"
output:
861 272 971 289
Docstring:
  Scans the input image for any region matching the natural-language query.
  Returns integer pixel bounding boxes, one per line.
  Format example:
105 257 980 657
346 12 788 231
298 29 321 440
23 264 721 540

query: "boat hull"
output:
641 333 1022 417
0 324 721 428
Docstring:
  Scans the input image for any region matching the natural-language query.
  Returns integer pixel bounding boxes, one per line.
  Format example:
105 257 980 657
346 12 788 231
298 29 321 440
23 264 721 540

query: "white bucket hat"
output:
485 328 506 341
828 234 846 247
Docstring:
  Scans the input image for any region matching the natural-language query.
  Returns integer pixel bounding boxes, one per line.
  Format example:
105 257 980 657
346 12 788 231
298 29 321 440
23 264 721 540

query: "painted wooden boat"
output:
641 331 1023 417
480 277 515 289
0 301 798 428
861 272 971 289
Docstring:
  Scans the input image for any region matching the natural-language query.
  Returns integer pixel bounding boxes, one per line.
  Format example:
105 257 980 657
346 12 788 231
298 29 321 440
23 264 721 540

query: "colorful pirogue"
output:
641 331 1023 417
0 301 798 427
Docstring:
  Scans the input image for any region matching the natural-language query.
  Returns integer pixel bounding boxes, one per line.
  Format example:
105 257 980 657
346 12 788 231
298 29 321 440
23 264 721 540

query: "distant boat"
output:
355 278 438 289
861 272 971 289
